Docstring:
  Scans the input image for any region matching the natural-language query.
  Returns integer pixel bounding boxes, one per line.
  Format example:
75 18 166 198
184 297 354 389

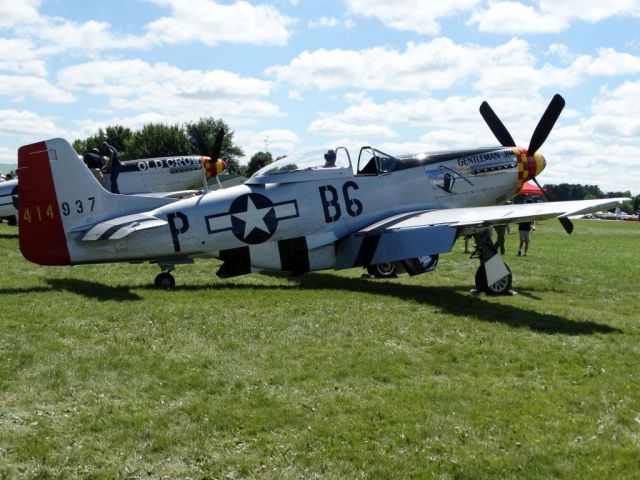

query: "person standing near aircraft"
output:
494 224 507 255
100 142 122 194
517 220 532 256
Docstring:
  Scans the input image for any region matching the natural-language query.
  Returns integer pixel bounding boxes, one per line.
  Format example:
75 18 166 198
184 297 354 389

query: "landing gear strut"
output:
472 229 512 295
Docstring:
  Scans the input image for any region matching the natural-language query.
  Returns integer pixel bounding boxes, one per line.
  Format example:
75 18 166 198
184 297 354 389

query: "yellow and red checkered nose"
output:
514 148 546 191
203 157 228 179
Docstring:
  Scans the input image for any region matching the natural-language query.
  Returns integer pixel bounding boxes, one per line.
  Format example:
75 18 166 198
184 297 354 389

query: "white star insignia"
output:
231 196 273 239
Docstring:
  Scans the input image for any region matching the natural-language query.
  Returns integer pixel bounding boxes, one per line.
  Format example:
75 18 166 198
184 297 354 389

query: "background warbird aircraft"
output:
0 131 227 221
0 178 18 221
17 95 630 293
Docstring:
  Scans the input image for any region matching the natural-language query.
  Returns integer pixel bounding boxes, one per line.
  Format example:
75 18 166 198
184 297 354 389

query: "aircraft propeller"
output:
479 94 573 234
192 128 227 189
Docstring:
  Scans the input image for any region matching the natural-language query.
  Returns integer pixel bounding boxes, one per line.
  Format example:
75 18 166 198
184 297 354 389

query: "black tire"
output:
154 272 176 289
366 262 398 278
475 263 512 295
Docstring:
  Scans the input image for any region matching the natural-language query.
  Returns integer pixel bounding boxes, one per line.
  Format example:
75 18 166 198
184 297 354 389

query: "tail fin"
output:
18 138 171 265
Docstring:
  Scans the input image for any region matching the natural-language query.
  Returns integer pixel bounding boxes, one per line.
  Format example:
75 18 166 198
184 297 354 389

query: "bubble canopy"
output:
250 147 353 180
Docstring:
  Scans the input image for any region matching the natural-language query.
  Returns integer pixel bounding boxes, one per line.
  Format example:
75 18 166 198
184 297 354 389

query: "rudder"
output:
18 141 71 265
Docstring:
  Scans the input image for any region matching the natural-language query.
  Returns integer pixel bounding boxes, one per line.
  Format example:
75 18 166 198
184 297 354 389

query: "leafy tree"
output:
245 151 273 177
184 118 245 175
104 125 133 157
125 124 190 159
73 125 132 158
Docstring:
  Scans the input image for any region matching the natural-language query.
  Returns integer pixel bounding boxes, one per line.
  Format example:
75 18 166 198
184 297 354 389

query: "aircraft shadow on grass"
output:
0 273 618 336
44 278 143 301
224 272 620 336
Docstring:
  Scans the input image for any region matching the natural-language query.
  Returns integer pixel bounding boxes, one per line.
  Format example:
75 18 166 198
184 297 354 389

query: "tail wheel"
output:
475 264 512 295
367 262 398 278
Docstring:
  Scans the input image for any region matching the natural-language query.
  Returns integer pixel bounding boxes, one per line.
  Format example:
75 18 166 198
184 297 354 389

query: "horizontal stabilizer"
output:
81 213 166 241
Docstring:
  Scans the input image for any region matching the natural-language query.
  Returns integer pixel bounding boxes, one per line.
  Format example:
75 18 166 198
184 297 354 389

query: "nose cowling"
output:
514 148 546 191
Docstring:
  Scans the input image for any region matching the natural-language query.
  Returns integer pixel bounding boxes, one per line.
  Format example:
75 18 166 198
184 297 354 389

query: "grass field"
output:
1 219 639 479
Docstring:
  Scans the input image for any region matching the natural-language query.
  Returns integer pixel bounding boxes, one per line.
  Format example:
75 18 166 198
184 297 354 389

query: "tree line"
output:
72 118 247 175
542 183 640 214
73 119 284 178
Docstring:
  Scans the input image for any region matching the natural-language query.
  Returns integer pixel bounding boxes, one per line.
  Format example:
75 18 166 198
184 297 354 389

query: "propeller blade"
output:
528 94 565 155
531 176 574 234
192 128 208 156
210 129 225 161
479 101 516 147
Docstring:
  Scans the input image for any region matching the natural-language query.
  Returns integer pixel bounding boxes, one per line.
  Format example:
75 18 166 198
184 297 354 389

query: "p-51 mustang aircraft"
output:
17 95 629 293
0 135 227 220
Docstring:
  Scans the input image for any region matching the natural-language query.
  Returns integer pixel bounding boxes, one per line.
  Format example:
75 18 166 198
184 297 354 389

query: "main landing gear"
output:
471 229 513 295
154 270 175 289
367 262 398 278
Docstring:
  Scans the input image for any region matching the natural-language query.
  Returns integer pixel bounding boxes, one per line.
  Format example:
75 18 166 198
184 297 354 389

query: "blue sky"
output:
1 0 640 193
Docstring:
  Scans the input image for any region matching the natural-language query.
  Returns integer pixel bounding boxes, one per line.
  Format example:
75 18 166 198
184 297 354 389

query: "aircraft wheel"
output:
367 262 398 278
475 264 512 295
154 272 176 289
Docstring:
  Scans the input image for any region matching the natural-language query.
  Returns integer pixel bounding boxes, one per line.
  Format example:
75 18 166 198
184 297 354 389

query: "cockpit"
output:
247 147 354 184
246 146 403 185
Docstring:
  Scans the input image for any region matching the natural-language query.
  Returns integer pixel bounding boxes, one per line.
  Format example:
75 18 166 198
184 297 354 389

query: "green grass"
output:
1 220 639 479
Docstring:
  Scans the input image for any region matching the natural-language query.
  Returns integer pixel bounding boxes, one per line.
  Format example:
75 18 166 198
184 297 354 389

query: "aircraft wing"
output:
80 212 167 241
335 197 630 269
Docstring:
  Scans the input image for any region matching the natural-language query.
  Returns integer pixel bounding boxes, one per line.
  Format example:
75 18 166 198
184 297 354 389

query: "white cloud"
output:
308 118 397 138
234 128 300 161
470 0 640 34
308 16 339 28
538 0 640 23
0 109 64 139
0 0 294 59
268 38 640 99
344 0 480 35
469 2 567 33
267 38 508 92
0 0 40 28
0 38 47 75
313 94 562 146
0 146 17 164
59 60 271 98
307 16 355 29
0 75 75 103
57 60 279 122
144 0 294 47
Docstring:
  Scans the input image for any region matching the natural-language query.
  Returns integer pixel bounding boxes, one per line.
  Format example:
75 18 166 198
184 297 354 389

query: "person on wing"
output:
100 142 123 194
83 148 106 185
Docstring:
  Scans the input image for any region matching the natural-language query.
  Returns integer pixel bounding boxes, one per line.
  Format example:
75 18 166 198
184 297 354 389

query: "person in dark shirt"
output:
517 221 532 256
100 142 123 194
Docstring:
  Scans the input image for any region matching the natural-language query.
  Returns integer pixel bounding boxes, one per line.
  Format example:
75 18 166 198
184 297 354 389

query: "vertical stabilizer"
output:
18 138 172 265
